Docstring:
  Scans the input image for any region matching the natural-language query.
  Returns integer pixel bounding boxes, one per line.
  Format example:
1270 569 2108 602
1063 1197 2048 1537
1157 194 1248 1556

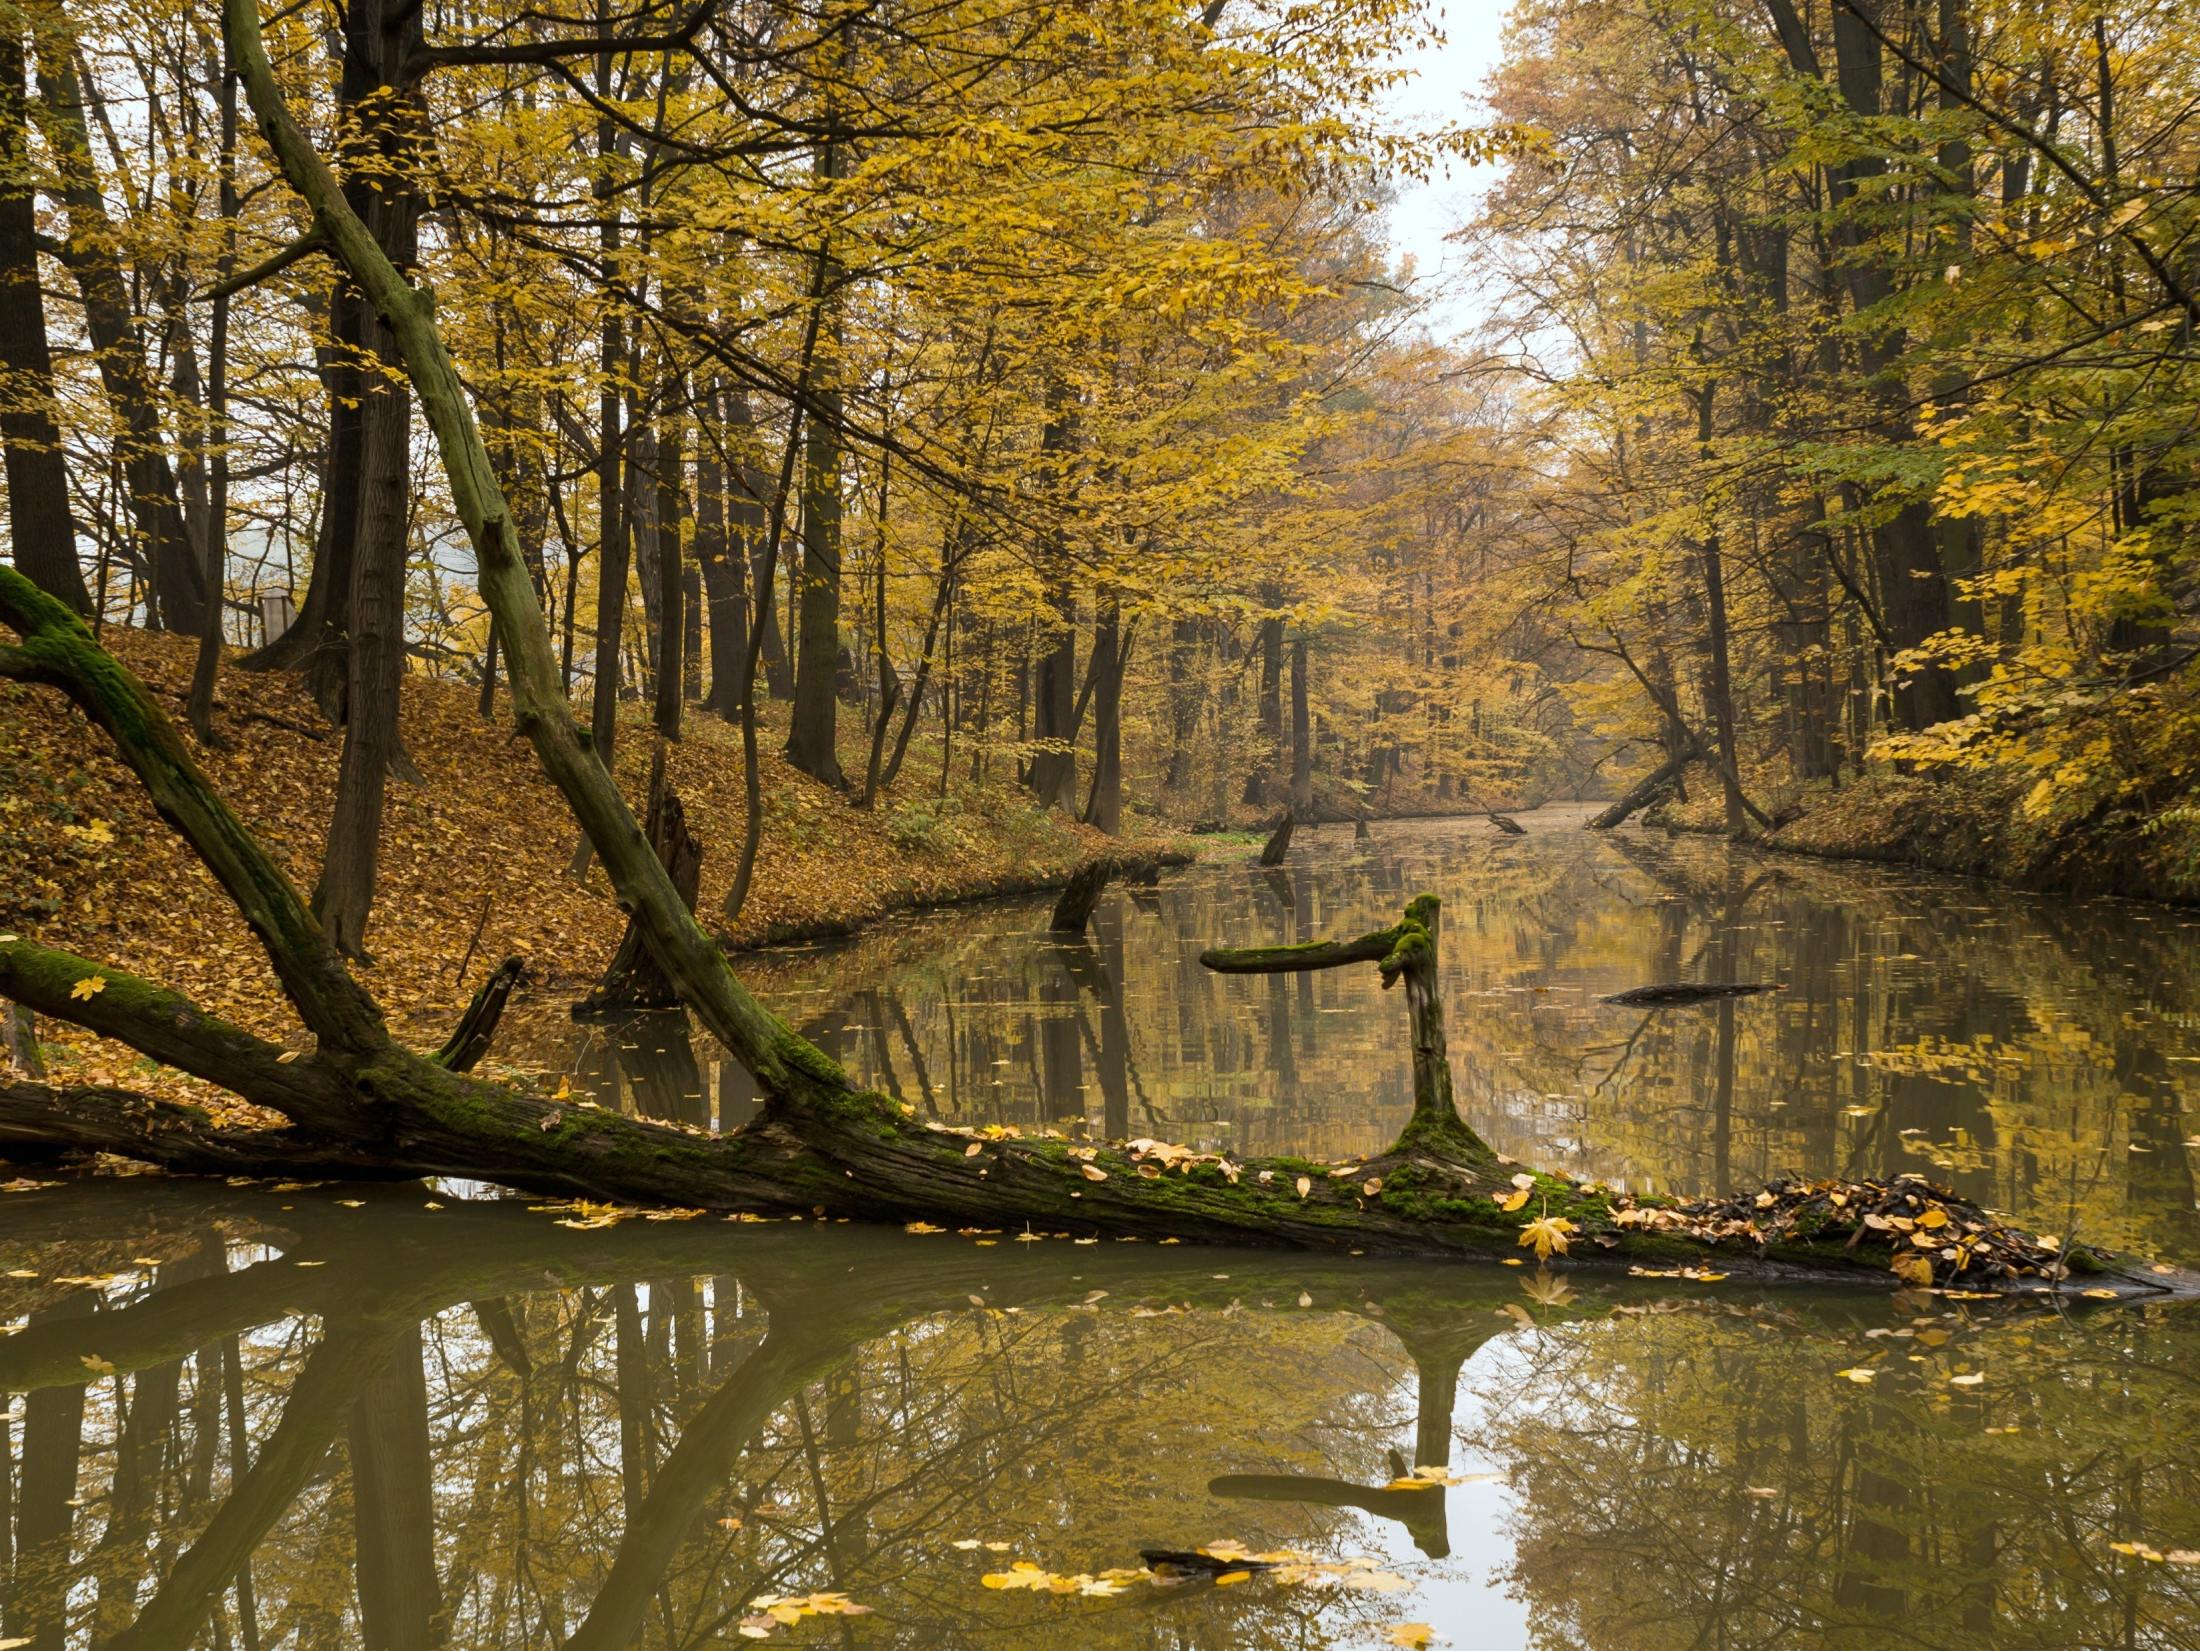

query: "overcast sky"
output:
1377 0 1517 339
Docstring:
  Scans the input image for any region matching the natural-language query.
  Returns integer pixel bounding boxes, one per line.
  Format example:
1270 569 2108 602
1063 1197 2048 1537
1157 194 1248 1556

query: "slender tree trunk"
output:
310 306 411 961
187 37 239 742
1289 631 1312 814
1088 593 1123 833
652 386 684 741
785 137 847 788
30 25 203 632
0 32 88 615
587 22 625 772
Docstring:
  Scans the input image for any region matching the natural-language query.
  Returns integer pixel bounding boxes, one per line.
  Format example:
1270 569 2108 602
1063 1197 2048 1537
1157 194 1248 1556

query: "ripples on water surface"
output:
7 810 2200 1648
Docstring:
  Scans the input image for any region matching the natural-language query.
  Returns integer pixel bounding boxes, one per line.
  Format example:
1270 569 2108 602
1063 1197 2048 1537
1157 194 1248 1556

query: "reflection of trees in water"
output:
1475 1301 2200 1651
504 821 2200 1256
3 1184 1437 1651
9 1183 2197 1651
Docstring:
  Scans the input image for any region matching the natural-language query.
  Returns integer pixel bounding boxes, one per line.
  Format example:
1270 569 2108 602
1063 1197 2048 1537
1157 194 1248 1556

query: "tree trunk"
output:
1289 632 1312 814
1087 593 1123 833
0 32 88 615
31 24 203 633
309 296 412 963
652 388 685 741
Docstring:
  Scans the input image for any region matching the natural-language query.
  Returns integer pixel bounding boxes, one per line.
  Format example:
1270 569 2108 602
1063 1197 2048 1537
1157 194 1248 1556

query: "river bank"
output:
1644 762 2200 906
0 628 1191 1062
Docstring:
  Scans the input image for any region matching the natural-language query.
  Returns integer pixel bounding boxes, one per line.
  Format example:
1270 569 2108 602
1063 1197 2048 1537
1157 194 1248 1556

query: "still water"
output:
7 811 2200 1649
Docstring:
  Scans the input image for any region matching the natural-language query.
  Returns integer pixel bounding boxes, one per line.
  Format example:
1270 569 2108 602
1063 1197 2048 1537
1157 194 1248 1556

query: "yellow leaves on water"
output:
69 974 105 1000
737 1592 871 1639
1518 1213 1575 1260
1949 1371 1986 1387
904 1221 945 1234
1628 1265 1728 1282
1386 1625 1438 1649
1836 1366 1878 1384
2110 1540 2200 1565
980 1561 1144 1596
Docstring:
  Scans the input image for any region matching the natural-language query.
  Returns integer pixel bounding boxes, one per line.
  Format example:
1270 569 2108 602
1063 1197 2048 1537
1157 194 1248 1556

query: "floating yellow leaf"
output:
1386 1626 1436 1649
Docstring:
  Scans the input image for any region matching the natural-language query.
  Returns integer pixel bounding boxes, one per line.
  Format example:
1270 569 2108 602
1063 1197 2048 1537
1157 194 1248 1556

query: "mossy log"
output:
0 1 2188 1300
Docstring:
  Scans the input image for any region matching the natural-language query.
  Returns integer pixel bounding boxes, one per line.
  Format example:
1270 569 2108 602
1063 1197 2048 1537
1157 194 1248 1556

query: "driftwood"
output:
1258 809 1295 866
0 9 2187 1298
1486 812 1525 835
1603 983 1779 1008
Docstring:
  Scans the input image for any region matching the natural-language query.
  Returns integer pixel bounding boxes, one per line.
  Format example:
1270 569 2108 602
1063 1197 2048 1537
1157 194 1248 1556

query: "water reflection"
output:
5 1181 2198 1649
509 810 2200 1258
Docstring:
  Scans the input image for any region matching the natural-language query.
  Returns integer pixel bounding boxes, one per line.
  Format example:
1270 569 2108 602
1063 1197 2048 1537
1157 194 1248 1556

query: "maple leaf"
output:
1518 1213 1575 1260
70 975 106 1000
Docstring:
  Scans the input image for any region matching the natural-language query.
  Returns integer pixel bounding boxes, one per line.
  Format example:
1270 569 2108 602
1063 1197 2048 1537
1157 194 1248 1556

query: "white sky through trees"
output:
1379 0 1514 339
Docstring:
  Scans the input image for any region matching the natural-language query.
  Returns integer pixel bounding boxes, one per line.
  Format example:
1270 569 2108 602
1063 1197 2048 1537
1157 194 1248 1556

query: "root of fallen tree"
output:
0 0 2190 1301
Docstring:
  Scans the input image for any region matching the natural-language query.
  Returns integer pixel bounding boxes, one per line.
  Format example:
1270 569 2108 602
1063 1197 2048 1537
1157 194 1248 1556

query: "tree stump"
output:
1258 809 1295 866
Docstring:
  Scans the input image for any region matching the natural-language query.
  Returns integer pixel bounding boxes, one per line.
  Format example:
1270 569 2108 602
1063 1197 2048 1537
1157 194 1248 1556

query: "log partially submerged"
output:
1258 809 1295 866
1603 982 1778 1008
0 1 2187 1299
1048 851 1180 934
1587 744 1701 830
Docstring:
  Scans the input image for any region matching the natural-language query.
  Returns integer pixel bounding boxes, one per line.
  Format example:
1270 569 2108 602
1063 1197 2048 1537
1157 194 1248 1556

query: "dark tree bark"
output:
1026 387 1079 810
693 380 748 721
1289 632 1312 814
1242 599 1283 804
0 33 88 615
652 389 685 741
1087 593 1124 833
310 291 414 962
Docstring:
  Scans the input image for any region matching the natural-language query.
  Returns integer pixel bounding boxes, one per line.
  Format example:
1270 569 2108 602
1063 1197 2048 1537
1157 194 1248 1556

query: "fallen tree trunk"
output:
1258 809 1294 866
0 1 2184 1299
1048 851 1174 934
1587 744 1701 830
